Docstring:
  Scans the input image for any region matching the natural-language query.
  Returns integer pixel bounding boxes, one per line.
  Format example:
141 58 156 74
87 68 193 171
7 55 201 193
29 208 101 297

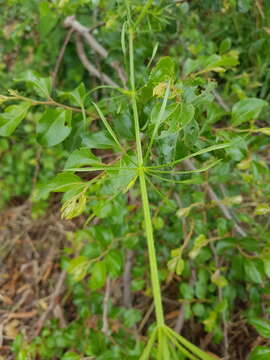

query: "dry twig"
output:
123 249 134 308
34 270 66 337
102 277 111 336
52 28 74 88
64 16 127 87
75 34 118 87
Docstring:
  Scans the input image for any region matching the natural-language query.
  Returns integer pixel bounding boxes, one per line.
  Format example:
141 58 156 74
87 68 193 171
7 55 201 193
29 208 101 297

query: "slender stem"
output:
139 168 164 326
11 94 88 114
128 28 143 166
126 13 164 327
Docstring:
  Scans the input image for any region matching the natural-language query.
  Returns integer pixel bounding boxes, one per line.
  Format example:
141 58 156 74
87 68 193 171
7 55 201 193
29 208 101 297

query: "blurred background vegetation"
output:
1 1 270 359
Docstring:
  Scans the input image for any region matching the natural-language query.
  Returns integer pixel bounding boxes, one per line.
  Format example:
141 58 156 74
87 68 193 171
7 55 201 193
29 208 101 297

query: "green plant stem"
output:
139 168 164 326
127 19 165 327
12 94 85 113
128 28 143 166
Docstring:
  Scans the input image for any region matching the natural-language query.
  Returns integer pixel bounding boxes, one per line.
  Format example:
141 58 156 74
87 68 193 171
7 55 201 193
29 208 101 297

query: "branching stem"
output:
126 4 165 327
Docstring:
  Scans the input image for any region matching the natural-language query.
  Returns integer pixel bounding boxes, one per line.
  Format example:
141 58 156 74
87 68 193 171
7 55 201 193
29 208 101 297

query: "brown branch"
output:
64 16 127 87
123 249 134 308
102 277 111 336
213 89 230 112
75 34 118 87
52 28 74 88
34 270 66 337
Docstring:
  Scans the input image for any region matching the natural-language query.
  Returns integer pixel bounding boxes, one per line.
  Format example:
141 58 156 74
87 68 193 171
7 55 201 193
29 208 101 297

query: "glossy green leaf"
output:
68 83 86 106
82 131 118 150
39 2 59 38
44 173 83 193
184 52 238 76
105 250 122 278
211 271 228 288
232 98 267 126
244 259 264 284
0 102 30 136
67 256 89 281
102 155 137 195
184 119 199 146
37 108 72 146
150 56 175 83
89 261 107 291
263 255 270 278
156 103 195 137
250 318 270 339
61 191 87 220
92 101 122 150
64 148 101 169
219 38 232 54
248 346 270 360
16 70 52 98
189 234 207 259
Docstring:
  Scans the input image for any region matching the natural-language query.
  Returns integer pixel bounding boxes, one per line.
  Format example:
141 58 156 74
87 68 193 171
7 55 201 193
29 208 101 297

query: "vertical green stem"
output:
127 21 165 327
128 27 143 166
139 168 164 326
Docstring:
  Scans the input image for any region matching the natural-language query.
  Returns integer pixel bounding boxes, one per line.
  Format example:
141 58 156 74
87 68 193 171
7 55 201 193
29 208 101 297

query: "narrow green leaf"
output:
121 21 127 55
147 42 159 68
92 101 123 150
165 326 217 360
146 81 170 159
150 159 221 175
149 143 230 169
139 328 157 360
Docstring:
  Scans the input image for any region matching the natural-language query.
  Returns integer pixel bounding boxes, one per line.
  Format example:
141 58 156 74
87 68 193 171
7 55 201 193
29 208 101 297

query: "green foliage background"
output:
1 0 270 359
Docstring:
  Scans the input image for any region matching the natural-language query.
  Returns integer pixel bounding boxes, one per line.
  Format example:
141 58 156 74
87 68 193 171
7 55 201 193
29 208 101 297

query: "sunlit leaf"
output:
65 148 101 169
89 261 107 291
232 98 267 126
0 102 30 136
16 70 52 98
250 318 270 339
37 108 72 146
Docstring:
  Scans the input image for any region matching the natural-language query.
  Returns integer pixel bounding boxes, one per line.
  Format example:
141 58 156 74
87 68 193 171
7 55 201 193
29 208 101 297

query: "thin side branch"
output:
213 89 230 112
52 28 74 88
